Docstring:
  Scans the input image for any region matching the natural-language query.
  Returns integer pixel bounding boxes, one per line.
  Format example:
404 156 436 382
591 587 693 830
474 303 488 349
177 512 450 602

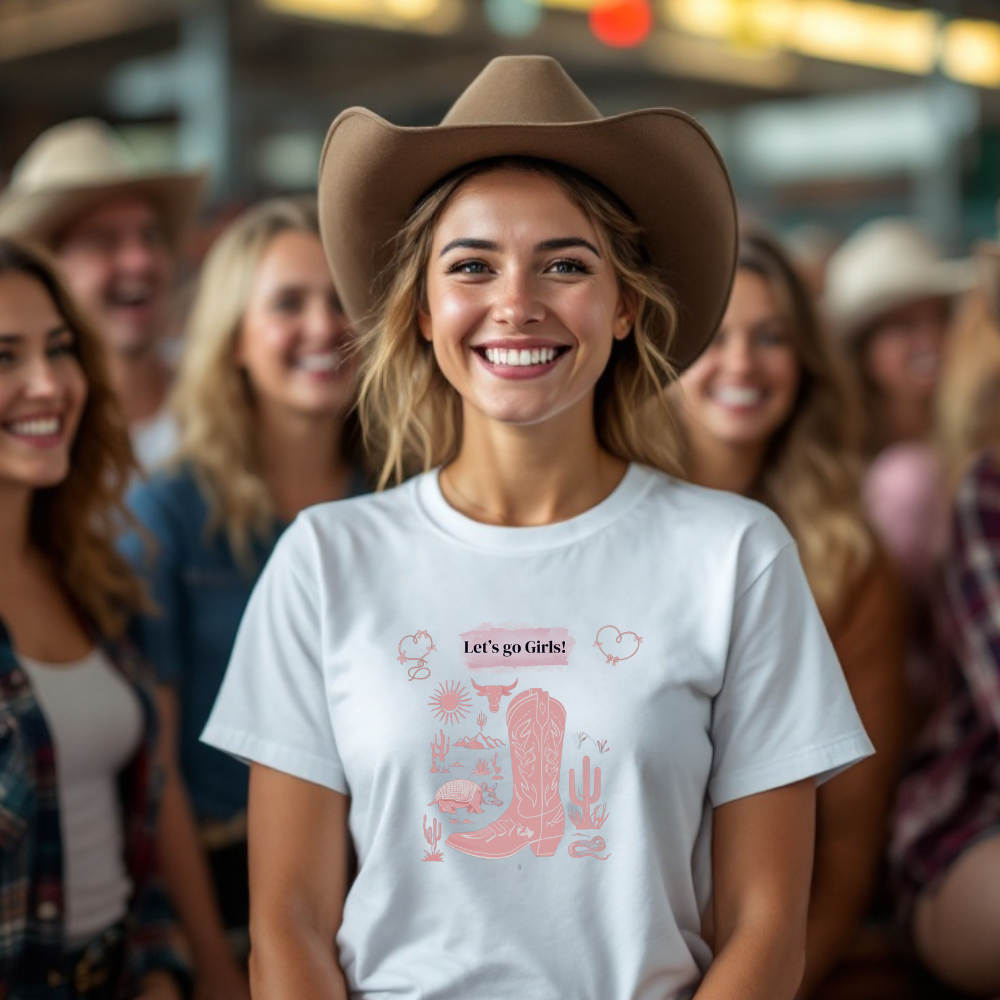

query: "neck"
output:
0 485 35 572
109 351 173 425
442 401 627 526
683 421 766 497
875 395 933 449
256 402 351 521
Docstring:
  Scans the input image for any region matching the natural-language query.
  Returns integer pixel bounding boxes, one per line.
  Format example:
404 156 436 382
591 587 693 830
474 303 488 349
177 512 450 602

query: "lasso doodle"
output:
568 835 611 860
593 625 642 665
397 630 436 680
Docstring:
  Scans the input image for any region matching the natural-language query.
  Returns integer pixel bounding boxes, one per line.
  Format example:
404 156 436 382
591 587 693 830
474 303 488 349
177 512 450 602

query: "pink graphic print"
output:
398 630 436 680
491 752 504 779
428 680 471 725
460 625 574 669
568 835 611 860
471 677 518 713
430 729 450 773
568 755 607 829
446 687 566 859
472 757 492 776
428 778 503 814
593 625 643 665
422 815 443 861
455 711 506 749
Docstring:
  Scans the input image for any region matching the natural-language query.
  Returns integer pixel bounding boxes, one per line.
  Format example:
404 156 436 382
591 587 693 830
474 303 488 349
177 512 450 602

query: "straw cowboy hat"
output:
318 55 737 370
825 218 974 344
0 118 207 254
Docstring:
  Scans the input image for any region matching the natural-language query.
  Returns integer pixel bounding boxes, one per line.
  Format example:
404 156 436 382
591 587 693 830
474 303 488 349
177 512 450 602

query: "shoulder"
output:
638 469 796 580
127 462 211 532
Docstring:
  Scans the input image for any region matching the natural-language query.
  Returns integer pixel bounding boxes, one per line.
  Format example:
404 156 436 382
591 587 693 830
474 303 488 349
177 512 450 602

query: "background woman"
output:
204 56 872 1000
123 197 364 997
889 237 1000 997
674 231 907 997
0 238 186 998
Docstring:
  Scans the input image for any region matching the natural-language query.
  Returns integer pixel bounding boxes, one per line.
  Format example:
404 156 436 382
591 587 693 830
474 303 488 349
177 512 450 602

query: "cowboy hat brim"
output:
0 170 208 256
318 108 737 371
832 258 975 344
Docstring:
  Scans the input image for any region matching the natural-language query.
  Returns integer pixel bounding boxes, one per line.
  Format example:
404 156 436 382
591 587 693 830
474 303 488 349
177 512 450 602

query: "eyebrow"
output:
0 324 70 344
438 237 602 258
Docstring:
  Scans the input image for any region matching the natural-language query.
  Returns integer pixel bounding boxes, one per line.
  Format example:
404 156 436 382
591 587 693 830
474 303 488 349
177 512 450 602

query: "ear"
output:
417 305 433 343
613 289 636 342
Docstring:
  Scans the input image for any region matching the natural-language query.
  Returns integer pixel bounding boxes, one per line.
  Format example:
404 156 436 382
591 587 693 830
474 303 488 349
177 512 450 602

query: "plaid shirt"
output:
889 450 1000 930
0 617 189 998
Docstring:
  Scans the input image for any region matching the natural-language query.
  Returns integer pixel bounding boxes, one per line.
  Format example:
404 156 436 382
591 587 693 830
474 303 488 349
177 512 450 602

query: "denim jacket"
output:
0 618 188 999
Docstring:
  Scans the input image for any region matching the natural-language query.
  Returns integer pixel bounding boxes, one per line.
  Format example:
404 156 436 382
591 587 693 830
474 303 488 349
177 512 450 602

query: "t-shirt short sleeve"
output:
201 518 347 794
709 541 874 807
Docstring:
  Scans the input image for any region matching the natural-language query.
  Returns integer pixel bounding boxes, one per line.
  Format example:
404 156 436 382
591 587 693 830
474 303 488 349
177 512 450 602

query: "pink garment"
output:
863 443 948 587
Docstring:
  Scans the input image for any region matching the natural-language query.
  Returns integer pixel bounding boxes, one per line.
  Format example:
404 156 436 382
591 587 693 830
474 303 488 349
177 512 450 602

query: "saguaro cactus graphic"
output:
422 814 443 861
430 728 450 773
477 711 488 730
569 755 605 829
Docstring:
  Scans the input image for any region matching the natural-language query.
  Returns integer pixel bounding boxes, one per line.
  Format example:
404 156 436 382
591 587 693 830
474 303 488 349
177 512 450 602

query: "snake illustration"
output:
568 835 611 860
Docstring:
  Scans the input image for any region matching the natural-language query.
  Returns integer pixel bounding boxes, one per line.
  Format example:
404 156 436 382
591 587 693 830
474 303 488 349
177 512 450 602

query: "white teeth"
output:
483 347 559 367
7 417 60 437
713 387 764 407
297 352 342 373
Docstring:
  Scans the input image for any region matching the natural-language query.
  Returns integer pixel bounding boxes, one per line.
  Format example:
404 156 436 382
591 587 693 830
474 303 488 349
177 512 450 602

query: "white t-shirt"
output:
203 464 872 1000
130 406 179 473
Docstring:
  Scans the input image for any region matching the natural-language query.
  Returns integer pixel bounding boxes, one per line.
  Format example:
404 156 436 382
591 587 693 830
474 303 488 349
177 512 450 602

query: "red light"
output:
589 0 653 48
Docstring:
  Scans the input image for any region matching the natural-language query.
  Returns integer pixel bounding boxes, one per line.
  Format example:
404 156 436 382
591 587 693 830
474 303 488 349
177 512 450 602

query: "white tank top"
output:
20 647 144 947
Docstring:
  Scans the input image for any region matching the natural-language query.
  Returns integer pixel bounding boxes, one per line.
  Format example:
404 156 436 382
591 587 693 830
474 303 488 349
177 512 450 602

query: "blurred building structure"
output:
2 0 1000 247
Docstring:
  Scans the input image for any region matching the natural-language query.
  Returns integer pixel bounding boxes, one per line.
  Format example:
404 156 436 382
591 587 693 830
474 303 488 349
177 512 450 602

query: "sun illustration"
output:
428 680 472 726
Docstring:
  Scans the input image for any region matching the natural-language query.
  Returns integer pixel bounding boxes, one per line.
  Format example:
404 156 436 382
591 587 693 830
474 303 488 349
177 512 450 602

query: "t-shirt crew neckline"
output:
414 461 655 553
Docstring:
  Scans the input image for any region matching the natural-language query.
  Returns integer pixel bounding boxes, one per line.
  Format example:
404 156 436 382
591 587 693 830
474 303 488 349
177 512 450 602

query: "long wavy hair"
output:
0 238 144 638
356 157 684 489
170 197 358 564
679 231 872 627
935 289 1000 490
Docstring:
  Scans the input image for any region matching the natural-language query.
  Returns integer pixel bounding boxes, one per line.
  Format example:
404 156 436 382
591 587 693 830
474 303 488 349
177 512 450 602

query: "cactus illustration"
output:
472 757 492 776
430 728 450 773
422 814 443 861
491 751 503 777
477 711 488 730
569 755 603 830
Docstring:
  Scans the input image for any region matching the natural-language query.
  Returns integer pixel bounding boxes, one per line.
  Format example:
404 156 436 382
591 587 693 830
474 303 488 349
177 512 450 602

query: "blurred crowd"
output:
0 110 998 1000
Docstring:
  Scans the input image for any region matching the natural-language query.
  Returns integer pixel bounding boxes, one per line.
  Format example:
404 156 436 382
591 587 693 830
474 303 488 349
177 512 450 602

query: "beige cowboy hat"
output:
317 55 737 370
0 118 207 255
825 218 974 344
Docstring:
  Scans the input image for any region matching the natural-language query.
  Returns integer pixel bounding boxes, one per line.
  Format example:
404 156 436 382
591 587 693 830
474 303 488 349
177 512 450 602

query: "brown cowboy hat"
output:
318 55 737 371
0 118 207 255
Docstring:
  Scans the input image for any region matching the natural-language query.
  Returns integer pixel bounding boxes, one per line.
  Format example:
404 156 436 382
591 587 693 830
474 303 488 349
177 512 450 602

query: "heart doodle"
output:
593 625 642 665
398 630 436 681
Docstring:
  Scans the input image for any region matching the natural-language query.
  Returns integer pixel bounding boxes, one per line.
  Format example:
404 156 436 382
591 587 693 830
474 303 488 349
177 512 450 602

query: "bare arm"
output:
154 686 251 1000
800 556 907 997
247 764 351 1000
695 779 815 1000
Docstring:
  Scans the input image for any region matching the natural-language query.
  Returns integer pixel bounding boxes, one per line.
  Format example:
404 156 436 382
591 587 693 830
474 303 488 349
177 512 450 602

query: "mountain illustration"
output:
454 732 506 749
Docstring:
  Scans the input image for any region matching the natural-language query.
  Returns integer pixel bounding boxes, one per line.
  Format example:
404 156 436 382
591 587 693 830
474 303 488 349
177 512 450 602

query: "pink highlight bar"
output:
459 624 574 669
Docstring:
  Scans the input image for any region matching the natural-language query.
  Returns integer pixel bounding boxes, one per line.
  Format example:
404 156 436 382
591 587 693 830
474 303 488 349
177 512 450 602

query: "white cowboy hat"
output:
825 218 974 344
0 118 207 255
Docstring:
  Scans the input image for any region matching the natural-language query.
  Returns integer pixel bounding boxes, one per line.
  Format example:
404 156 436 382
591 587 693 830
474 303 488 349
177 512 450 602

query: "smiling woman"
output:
0 238 187 999
120 197 367 996
203 56 874 1000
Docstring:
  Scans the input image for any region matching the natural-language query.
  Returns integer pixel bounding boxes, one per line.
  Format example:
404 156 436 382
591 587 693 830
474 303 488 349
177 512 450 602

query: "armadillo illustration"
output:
428 779 503 814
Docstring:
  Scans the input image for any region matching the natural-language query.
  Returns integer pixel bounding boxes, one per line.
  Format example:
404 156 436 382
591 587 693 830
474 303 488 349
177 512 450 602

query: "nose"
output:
491 268 545 328
718 330 757 375
117 233 158 273
304 297 342 340
23 356 62 399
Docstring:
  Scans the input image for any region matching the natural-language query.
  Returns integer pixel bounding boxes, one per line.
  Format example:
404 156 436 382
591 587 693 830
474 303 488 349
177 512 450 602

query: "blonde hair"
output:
171 196 350 563
0 238 145 638
356 157 684 488
935 289 1000 490
681 232 872 627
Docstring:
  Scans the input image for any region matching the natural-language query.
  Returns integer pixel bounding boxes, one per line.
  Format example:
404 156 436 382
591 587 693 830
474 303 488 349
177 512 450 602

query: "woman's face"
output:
235 230 354 420
419 169 632 431
678 268 801 450
0 272 88 492
861 297 949 406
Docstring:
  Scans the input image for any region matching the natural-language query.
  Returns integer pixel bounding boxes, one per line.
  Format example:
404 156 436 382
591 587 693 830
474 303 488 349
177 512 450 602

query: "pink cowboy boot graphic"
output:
446 687 566 860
